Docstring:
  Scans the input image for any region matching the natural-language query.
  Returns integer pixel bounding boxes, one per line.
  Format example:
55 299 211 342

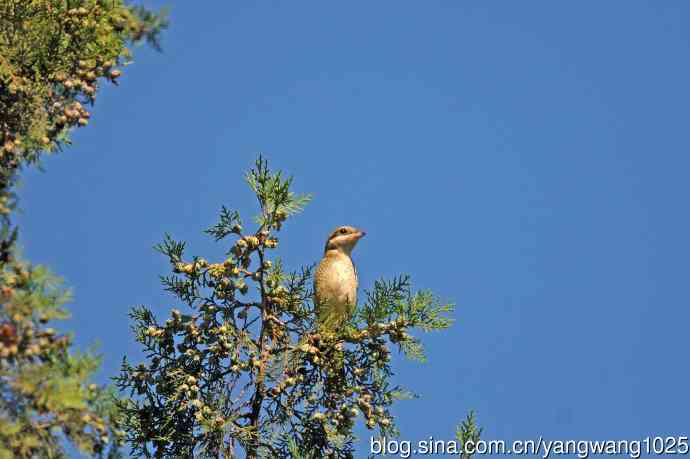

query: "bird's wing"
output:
353 259 358 287
352 259 358 309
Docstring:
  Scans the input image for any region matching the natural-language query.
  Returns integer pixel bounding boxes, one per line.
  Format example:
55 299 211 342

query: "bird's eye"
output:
339 228 348 235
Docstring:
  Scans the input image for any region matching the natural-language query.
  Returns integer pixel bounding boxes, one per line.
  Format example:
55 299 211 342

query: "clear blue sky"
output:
16 2 690 457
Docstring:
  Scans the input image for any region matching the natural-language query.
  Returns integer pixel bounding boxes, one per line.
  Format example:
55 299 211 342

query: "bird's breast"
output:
314 254 358 312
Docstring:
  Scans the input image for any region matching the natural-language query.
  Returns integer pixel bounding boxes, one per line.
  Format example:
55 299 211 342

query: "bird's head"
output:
324 225 366 255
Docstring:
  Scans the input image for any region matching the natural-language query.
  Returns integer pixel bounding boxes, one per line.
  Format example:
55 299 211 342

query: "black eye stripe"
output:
327 227 352 240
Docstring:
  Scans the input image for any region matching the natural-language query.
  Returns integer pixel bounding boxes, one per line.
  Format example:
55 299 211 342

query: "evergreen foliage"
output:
456 411 482 459
0 0 168 214
1 4 479 456
115 157 455 458
0 254 124 458
0 1 167 456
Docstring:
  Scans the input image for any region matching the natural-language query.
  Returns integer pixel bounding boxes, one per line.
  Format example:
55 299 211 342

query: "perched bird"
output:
314 225 366 332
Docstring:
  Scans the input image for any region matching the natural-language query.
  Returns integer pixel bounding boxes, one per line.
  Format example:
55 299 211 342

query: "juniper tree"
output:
456 411 482 459
0 0 168 216
0 1 167 456
115 157 455 458
0 251 125 458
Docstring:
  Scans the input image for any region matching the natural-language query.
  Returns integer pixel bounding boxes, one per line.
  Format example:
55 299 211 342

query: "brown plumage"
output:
314 225 366 331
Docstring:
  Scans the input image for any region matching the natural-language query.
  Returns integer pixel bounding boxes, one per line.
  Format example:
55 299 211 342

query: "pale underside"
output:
314 251 358 330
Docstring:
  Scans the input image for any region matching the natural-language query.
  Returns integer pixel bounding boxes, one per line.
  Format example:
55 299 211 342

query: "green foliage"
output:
0 254 123 458
205 207 242 242
456 411 482 459
355 276 454 363
0 0 168 212
246 155 312 228
115 157 454 458
0 1 167 456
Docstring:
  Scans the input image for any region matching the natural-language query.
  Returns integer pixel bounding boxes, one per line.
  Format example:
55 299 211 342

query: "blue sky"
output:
16 1 690 457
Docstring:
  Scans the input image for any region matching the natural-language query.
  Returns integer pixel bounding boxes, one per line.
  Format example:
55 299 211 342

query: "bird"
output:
313 225 366 332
